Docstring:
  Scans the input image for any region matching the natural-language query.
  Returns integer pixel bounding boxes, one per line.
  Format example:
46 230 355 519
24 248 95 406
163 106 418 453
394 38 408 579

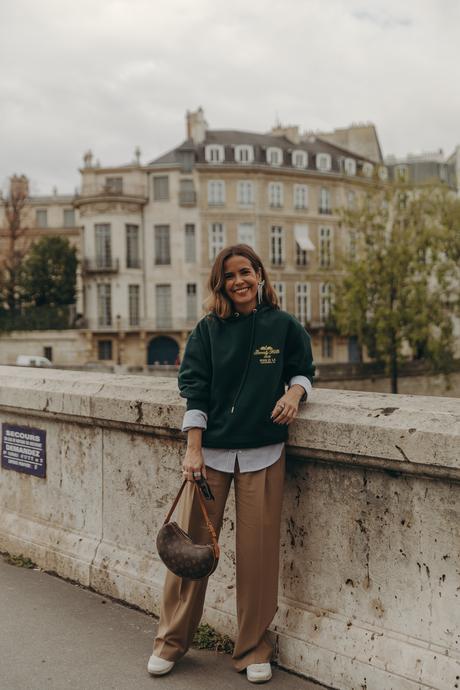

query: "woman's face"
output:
223 255 260 314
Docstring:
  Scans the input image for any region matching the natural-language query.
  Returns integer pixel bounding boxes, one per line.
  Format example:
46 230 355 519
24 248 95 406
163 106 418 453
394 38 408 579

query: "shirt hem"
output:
202 436 288 449
204 447 284 474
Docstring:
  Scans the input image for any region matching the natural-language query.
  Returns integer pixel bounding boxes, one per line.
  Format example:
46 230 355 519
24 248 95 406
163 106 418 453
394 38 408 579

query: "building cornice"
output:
79 165 144 175
144 161 382 187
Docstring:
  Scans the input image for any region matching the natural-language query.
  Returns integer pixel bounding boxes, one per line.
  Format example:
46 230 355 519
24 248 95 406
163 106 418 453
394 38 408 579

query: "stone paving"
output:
0 557 327 690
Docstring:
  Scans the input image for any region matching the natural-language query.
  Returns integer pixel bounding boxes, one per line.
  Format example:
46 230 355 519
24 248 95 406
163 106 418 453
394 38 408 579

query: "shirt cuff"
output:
182 409 208 432
289 375 312 401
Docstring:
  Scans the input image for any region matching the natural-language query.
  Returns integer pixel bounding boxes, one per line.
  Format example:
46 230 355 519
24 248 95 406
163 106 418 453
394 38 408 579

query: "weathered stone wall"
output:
317 369 460 397
0 366 459 690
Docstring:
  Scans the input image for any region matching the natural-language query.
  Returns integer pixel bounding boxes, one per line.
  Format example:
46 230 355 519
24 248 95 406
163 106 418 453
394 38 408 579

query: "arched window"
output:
147 336 179 366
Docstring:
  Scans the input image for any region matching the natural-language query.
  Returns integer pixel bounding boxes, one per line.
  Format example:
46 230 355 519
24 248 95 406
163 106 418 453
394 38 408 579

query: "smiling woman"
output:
205 243 279 319
149 243 315 683
223 254 260 313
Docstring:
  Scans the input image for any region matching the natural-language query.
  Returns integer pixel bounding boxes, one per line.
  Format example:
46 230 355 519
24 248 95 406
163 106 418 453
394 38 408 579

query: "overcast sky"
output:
1 0 459 195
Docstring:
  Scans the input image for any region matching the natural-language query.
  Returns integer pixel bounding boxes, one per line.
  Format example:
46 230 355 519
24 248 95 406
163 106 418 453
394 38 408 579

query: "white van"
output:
16 355 53 368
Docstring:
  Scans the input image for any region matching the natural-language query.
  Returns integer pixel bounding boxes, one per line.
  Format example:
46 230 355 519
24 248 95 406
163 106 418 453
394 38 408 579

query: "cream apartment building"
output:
75 149 201 366
4 115 458 370
73 109 392 366
146 109 387 364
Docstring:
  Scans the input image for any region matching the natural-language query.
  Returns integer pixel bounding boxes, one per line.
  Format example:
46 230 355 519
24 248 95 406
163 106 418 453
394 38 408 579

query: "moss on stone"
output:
192 623 234 654
2 551 37 569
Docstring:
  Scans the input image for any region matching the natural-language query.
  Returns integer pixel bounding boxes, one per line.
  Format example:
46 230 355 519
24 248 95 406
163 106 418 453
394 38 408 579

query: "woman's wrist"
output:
289 384 305 401
187 427 203 450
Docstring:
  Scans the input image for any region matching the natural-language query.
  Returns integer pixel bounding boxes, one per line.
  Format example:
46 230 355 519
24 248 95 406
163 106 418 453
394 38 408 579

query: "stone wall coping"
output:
0 365 459 475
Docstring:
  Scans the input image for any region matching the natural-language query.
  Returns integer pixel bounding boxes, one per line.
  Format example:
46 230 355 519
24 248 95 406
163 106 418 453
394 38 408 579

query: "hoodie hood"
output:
209 302 273 323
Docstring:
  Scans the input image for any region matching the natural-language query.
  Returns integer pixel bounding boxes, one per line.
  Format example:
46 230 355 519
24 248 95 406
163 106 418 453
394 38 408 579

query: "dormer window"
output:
267 147 283 166
234 145 254 164
205 144 225 164
343 158 356 176
316 153 332 172
362 162 374 178
292 150 308 169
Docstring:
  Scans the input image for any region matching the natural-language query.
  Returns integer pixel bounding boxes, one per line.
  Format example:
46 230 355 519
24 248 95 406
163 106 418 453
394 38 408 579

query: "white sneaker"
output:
147 653 175 676
246 662 272 683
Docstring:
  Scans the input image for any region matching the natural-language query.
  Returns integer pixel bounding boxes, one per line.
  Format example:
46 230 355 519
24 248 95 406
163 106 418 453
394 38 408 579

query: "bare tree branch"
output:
0 175 32 311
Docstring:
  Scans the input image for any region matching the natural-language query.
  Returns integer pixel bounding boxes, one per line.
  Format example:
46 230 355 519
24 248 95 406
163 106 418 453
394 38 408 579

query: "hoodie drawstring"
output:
230 309 257 414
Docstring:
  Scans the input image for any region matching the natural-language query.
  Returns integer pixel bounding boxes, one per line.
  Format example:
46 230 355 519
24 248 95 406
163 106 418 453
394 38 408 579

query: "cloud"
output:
352 8 412 29
0 0 459 193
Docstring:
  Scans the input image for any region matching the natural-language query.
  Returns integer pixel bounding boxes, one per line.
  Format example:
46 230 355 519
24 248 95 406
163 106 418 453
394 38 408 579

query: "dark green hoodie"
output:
178 304 315 449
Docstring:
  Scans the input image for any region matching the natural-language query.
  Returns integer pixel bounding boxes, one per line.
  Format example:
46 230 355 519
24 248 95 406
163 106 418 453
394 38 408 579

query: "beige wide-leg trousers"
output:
152 450 286 671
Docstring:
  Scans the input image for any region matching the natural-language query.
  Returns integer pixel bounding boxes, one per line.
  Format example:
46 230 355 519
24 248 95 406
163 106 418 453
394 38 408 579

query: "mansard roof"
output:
148 129 376 170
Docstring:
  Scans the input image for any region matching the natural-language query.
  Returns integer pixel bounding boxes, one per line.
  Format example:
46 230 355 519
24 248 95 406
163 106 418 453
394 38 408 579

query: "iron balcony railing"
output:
78 316 199 332
83 258 120 273
126 259 142 269
77 184 148 199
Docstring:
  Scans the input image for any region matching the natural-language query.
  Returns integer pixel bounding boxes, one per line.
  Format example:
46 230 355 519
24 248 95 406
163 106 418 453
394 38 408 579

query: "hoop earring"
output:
257 279 265 304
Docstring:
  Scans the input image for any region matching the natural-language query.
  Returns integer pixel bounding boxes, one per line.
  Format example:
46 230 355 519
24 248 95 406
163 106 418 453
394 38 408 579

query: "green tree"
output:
19 236 78 307
332 184 460 393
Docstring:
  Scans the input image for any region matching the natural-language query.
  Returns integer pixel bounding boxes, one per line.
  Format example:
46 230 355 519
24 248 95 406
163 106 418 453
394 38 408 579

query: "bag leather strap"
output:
163 479 220 558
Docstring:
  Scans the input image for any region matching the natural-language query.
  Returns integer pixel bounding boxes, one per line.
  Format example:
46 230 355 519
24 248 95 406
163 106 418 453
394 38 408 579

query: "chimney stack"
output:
270 124 300 145
186 107 208 144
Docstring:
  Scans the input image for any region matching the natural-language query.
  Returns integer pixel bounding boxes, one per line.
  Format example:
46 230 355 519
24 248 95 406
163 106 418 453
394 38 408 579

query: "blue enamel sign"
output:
1 424 46 478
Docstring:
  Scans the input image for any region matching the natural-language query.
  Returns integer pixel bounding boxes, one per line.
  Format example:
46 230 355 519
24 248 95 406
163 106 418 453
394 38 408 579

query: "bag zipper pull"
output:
231 405 235 414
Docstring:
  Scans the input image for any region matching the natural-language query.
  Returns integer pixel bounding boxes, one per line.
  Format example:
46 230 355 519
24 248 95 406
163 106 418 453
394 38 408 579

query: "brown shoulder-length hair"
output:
204 244 279 318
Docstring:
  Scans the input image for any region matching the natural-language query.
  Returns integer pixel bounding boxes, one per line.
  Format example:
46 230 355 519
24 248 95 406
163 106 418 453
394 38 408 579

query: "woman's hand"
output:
182 427 206 481
271 384 305 425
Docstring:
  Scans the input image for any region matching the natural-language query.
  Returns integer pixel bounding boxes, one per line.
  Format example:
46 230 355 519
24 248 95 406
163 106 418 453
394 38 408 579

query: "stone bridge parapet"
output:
0 366 459 690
